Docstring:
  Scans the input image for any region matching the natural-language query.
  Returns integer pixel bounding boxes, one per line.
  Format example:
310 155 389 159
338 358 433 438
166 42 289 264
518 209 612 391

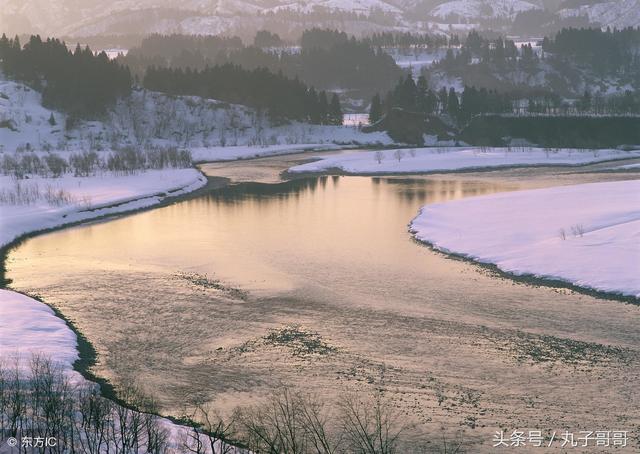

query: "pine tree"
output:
369 93 382 123
447 87 459 119
438 87 448 113
48 113 56 126
329 93 343 126
318 90 329 124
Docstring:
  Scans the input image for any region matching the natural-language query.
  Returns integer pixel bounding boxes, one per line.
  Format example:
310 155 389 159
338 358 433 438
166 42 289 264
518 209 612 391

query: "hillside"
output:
0 76 390 156
2 0 639 39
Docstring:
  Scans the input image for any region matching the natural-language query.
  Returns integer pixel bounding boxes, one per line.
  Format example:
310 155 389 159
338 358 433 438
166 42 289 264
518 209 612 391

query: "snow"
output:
0 288 240 452
430 0 540 21
559 0 640 30
288 147 640 174
410 180 640 298
388 49 447 78
0 289 82 378
0 77 391 154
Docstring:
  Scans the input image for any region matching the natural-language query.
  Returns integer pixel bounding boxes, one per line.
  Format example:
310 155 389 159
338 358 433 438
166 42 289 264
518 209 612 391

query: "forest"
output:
121 29 402 95
0 34 131 117
143 64 343 124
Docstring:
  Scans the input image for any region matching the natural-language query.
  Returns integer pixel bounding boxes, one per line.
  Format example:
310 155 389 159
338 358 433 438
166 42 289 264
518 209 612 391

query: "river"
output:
6 153 639 451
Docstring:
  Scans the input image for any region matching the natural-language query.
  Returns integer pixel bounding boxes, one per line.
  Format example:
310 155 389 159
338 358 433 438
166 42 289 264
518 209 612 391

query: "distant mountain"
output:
559 0 640 29
430 0 541 21
1 0 638 39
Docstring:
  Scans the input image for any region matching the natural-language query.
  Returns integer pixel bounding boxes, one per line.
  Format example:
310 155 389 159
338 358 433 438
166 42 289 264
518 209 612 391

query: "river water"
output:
6 154 640 451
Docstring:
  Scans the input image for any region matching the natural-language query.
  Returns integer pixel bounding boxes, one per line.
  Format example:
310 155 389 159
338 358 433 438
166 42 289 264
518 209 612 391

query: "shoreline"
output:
284 154 640 178
0 170 236 425
2 153 638 450
408 234 640 306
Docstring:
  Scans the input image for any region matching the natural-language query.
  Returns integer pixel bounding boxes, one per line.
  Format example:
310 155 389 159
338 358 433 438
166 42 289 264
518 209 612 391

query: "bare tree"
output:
182 405 237 454
338 392 408 454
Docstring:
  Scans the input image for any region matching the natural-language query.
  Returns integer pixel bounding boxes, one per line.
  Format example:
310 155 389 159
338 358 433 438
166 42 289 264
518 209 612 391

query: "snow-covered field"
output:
411 180 640 298
288 147 640 174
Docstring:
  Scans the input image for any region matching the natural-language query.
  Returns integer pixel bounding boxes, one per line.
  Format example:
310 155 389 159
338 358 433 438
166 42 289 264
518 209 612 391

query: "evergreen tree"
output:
48 113 56 126
447 87 459 119
329 93 343 126
318 90 329 124
369 93 382 123
438 87 448 113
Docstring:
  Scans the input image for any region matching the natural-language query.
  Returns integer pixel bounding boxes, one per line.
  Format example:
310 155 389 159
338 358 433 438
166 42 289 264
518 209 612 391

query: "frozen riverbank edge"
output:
410 180 640 303
287 147 640 175
0 166 242 450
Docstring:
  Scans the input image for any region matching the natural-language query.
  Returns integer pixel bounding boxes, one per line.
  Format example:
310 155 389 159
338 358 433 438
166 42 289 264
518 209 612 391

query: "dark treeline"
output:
462 115 640 148
0 35 131 116
143 64 343 124
431 28 640 104
371 75 512 125
374 74 640 130
122 33 244 73
120 29 402 94
542 27 640 76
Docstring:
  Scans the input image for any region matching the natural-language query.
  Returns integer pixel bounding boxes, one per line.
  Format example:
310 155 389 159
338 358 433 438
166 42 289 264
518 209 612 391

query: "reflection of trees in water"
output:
381 178 506 204
193 175 507 209
203 177 328 206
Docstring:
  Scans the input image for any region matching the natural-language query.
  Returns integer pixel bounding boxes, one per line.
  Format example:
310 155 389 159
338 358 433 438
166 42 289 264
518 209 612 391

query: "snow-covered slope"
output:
3 0 637 38
410 180 640 298
0 76 391 155
431 0 541 21
559 0 640 29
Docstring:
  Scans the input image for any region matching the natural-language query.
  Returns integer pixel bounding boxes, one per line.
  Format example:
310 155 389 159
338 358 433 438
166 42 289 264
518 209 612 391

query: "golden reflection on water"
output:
7 172 640 448
8 176 512 300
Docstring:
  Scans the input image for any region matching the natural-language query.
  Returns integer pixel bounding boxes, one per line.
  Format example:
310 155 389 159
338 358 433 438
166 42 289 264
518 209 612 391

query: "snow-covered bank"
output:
0 289 237 453
288 147 640 174
0 289 81 378
0 167 244 452
410 180 640 298
1 169 207 248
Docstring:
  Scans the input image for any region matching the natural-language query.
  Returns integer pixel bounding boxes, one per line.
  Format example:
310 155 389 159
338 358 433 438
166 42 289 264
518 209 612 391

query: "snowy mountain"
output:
559 0 640 29
1 0 639 38
430 0 541 21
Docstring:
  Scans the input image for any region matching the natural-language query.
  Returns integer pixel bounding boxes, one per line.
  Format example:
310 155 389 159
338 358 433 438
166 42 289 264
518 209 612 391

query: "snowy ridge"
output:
4 0 638 38
410 180 640 298
430 0 540 20
559 0 640 29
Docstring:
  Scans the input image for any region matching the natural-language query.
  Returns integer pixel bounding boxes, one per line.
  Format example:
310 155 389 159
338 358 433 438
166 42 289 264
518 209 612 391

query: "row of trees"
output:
0 357 169 453
121 29 402 94
433 28 640 97
370 75 512 124
0 35 131 116
143 64 343 124
1 147 193 179
542 27 640 76
1 357 462 453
